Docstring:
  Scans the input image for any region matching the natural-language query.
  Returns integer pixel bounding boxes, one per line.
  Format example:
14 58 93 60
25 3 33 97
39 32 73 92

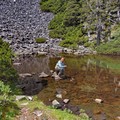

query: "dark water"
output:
14 55 120 120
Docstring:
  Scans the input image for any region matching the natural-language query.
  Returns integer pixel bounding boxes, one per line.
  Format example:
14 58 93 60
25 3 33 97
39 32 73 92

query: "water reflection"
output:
14 55 120 120
85 57 120 94
14 56 51 74
48 55 120 119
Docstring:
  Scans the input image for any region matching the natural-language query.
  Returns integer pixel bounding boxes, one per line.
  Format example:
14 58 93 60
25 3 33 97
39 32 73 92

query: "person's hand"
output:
64 65 67 67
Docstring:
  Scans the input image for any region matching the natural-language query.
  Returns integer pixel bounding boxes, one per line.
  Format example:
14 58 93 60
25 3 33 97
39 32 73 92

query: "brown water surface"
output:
14 55 120 120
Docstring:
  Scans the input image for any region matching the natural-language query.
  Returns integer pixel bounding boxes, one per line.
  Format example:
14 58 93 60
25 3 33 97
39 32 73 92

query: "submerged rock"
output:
116 116 120 120
56 94 62 99
19 73 32 78
95 99 103 104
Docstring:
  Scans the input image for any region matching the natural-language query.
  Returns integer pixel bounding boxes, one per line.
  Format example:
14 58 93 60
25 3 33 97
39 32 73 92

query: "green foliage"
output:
35 37 46 43
40 0 119 52
84 42 96 48
0 38 17 81
92 55 120 74
0 38 20 120
40 0 65 13
40 0 87 48
0 81 11 101
96 25 120 55
0 81 19 120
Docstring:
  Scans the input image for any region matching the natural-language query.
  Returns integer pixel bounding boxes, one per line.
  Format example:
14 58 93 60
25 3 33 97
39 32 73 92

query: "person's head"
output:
60 57 65 62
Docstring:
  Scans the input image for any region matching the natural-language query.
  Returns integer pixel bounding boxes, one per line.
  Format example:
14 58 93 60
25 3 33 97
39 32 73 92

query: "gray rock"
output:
56 88 62 94
56 94 62 99
13 62 21 66
54 75 62 80
39 72 49 78
16 95 33 101
37 51 47 55
16 95 26 101
19 73 32 78
63 99 70 104
52 100 60 106
51 72 57 78
27 96 33 101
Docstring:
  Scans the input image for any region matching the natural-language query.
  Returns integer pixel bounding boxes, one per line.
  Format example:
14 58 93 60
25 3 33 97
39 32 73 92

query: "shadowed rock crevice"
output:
18 75 48 95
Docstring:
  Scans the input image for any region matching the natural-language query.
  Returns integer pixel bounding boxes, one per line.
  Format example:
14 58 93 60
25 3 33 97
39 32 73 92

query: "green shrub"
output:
0 38 20 120
40 0 119 50
0 81 11 102
40 0 88 48
96 25 120 55
35 37 46 43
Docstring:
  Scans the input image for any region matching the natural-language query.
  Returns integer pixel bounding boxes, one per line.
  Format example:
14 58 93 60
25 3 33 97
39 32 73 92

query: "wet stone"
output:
39 72 49 78
56 94 62 99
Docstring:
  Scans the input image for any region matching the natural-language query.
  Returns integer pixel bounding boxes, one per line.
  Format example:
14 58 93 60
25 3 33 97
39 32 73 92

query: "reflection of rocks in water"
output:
14 56 51 75
18 75 47 95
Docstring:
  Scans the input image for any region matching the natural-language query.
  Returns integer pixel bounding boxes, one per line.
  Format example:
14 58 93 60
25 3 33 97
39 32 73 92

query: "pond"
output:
14 55 120 120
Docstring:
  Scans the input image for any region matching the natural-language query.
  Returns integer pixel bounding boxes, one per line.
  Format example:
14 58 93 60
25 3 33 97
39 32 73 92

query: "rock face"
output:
0 0 62 55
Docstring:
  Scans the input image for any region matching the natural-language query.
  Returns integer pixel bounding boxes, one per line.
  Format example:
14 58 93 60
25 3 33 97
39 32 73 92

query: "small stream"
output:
14 55 120 120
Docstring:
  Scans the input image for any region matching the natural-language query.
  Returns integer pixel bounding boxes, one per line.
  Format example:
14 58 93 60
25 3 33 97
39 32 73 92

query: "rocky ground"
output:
0 0 96 56
0 0 62 55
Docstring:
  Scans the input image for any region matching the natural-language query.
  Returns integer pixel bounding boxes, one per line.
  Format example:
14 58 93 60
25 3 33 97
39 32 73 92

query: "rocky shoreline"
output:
0 0 96 56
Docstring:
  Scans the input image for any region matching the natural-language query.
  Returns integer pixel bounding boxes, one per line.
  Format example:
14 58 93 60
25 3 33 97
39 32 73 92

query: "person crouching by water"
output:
55 57 67 78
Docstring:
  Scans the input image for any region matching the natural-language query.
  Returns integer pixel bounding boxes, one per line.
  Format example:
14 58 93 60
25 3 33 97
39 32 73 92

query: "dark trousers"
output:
55 68 64 77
